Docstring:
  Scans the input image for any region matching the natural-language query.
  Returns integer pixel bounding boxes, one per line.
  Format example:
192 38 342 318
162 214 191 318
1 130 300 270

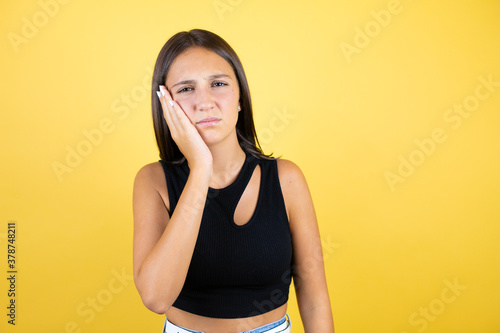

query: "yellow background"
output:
1 0 499 332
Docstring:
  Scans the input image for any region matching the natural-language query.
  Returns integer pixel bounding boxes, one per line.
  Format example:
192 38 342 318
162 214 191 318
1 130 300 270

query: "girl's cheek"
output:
173 100 192 116
173 95 191 108
213 89 232 97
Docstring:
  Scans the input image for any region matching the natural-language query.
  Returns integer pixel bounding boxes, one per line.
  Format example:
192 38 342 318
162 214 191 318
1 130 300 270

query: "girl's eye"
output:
212 81 227 87
177 86 193 93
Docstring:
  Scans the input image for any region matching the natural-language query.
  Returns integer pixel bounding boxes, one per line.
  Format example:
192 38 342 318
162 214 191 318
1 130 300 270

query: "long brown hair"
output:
151 29 271 164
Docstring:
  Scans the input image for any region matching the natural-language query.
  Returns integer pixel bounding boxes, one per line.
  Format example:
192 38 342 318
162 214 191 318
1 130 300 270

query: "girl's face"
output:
165 47 241 146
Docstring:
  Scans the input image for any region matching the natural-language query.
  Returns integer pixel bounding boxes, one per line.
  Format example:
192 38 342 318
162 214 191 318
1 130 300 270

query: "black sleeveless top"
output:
159 154 293 318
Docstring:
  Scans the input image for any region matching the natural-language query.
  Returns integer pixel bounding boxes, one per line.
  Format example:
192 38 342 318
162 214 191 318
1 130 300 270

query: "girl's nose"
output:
196 86 215 112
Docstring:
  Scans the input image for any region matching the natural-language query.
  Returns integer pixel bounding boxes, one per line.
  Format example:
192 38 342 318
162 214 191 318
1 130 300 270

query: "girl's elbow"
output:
135 280 172 315
140 292 171 315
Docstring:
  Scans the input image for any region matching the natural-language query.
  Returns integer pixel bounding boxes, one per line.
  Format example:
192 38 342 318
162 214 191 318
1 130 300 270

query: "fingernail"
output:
156 91 161 99
168 100 174 107
159 85 167 96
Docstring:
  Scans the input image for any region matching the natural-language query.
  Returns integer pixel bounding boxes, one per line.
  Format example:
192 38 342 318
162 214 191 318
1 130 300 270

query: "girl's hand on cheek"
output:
157 85 213 173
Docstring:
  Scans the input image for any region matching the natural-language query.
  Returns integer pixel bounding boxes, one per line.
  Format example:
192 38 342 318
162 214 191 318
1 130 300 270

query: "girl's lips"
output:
196 117 221 126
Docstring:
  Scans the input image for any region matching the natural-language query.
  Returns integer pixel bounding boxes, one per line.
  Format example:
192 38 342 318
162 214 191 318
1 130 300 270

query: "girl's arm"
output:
133 162 210 314
133 86 212 314
278 159 335 333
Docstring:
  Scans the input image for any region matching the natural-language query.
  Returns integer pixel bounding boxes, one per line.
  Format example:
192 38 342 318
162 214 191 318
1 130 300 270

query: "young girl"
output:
133 29 334 333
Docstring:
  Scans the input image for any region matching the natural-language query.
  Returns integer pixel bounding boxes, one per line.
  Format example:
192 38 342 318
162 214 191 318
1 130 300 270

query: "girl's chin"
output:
199 134 222 146
200 132 235 148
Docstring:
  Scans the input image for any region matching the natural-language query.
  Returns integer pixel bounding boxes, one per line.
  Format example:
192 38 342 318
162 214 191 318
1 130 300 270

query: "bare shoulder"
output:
134 162 166 189
276 159 312 221
133 162 169 210
276 158 308 190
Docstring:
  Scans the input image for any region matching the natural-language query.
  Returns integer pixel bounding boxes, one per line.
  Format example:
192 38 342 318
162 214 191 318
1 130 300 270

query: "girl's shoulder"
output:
133 161 170 212
135 161 165 186
276 158 310 202
276 158 306 184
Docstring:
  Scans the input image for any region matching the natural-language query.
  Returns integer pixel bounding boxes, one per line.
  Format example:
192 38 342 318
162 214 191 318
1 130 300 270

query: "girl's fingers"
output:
159 85 192 131
157 88 180 132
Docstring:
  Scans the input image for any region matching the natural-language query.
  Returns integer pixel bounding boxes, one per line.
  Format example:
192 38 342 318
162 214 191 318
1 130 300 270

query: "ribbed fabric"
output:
159 154 293 318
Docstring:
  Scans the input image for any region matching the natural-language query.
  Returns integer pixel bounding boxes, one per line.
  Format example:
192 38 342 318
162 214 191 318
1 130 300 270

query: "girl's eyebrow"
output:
208 74 231 80
171 74 232 89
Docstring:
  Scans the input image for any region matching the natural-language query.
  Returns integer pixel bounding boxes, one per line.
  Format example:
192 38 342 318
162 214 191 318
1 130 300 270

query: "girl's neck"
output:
207 136 246 189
